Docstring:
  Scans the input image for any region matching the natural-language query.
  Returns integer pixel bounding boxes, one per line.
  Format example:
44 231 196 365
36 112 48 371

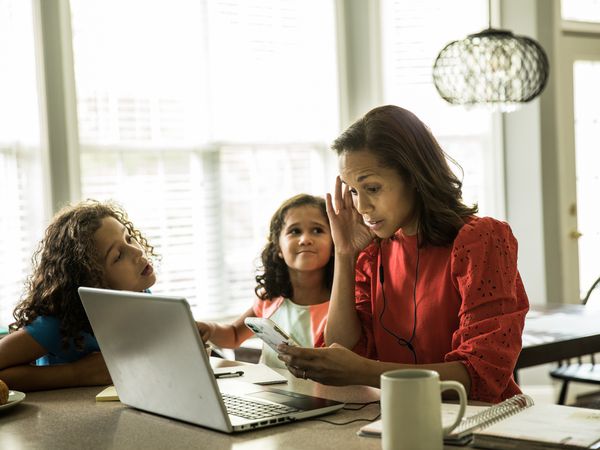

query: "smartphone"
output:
244 317 300 353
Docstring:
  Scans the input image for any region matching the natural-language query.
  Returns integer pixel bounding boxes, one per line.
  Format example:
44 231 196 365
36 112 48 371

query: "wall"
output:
501 0 548 306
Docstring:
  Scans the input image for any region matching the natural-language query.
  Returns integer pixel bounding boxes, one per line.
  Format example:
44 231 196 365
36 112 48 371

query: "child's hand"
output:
196 321 215 343
72 352 112 386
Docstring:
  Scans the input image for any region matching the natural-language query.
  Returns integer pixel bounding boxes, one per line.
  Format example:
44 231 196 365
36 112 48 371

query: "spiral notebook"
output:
359 394 600 449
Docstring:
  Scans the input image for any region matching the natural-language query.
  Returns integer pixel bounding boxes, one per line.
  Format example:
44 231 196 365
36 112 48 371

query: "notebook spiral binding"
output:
453 394 534 435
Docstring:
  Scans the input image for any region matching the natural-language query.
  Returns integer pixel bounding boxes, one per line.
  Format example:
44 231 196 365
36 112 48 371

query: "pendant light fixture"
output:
432 0 549 112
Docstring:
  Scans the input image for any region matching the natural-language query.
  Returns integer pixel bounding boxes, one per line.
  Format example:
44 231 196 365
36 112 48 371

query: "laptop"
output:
78 287 344 432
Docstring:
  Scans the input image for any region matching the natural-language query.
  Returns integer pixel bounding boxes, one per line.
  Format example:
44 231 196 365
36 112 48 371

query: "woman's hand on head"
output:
326 176 375 256
276 343 375 386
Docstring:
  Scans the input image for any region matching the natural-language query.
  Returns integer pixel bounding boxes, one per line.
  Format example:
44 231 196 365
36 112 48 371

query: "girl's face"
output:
340 149 418 238
94 216 156 291
277 205 333 275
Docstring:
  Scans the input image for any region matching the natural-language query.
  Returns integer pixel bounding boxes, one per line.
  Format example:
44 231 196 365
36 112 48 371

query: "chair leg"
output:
558 380 569 405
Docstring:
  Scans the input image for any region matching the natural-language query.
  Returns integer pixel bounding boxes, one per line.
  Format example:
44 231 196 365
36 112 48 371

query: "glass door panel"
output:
573 60 600 303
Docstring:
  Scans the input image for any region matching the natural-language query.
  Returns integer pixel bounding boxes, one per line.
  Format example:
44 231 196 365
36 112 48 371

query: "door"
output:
558 4 600 304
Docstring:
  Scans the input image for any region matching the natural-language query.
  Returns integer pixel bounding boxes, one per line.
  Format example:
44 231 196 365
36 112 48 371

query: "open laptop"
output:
78 287 344 433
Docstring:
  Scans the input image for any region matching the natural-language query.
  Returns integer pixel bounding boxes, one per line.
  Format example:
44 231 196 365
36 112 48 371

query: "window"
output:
69 0 338 319
380 0 502 217
562 0 600 23
0 0 45 327
0 0 507 327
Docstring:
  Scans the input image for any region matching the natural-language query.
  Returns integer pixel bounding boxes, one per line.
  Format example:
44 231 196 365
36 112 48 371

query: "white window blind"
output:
380 0 501 217
69 0 338 319
0 0 45 327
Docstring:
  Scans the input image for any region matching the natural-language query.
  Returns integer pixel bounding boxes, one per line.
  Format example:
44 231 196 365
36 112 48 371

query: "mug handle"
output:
439 381 467 436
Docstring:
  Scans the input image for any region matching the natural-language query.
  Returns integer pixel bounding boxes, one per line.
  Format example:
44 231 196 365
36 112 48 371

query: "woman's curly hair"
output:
11 199 157 351
254 194 334 301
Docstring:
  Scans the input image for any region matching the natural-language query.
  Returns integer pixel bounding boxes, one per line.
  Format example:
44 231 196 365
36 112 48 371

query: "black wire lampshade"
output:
432 28 550 112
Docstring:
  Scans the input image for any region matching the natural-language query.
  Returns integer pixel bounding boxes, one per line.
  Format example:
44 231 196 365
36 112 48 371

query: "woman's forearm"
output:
325 253 362 347
361 359 471 394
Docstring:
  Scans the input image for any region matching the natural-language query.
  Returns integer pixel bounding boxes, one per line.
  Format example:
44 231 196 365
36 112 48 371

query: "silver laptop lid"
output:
78 287 233 432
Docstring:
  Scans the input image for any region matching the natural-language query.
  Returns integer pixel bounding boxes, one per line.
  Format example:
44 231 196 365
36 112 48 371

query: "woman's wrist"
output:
359 357 383 387
334 250 359 262
334 252 358 275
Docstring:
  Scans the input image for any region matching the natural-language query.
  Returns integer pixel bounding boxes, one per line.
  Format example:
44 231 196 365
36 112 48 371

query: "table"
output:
517 304 600 369
5 305 599 449
1 366 484 450
1 367 387 450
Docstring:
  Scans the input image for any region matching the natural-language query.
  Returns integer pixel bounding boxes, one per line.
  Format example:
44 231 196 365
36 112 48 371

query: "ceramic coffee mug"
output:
381 369 467 450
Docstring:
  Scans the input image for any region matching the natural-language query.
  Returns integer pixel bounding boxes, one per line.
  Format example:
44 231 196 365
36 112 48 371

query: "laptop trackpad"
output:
249 391 298 405
248 390 332 410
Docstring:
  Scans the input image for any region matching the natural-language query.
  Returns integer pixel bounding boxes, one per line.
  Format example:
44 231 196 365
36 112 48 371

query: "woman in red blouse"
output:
278 105 529 403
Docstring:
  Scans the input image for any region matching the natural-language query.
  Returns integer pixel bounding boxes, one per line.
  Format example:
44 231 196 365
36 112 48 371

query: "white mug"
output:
381 369 467 450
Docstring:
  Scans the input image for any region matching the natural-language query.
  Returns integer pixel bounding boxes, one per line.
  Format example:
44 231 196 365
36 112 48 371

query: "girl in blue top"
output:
0 200 157 391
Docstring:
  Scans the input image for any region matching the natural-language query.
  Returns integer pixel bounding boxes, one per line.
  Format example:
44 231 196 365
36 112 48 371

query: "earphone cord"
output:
378 235 420 364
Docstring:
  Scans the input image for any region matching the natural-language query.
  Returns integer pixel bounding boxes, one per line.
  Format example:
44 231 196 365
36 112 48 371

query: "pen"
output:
214 370 244 379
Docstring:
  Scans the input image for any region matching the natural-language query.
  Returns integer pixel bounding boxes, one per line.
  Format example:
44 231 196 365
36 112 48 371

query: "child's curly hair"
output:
254 194 334 301
11 200 157 350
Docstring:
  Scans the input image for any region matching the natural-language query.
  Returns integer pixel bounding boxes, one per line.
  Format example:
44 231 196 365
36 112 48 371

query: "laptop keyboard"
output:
222 393 299 420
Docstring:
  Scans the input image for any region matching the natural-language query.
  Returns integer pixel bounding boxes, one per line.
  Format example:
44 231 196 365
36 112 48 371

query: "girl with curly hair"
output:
0 200 157 391
197 194 334 368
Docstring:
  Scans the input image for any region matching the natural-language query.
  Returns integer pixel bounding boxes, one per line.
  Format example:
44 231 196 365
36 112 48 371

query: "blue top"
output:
24 316 99 366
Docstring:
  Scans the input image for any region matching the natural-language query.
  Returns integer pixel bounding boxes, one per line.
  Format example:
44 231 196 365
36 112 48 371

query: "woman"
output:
277 105 529 403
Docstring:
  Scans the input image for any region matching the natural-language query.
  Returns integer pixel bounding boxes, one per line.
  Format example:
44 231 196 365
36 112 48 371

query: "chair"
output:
549 275 600 405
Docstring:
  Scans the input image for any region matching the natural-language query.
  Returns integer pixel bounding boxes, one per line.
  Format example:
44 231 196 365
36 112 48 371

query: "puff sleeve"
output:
350 245 379 359
445 218 529 403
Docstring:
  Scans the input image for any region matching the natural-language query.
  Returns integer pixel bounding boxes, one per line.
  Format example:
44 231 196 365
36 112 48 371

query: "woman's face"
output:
339 149 418 238
93 216 156 291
